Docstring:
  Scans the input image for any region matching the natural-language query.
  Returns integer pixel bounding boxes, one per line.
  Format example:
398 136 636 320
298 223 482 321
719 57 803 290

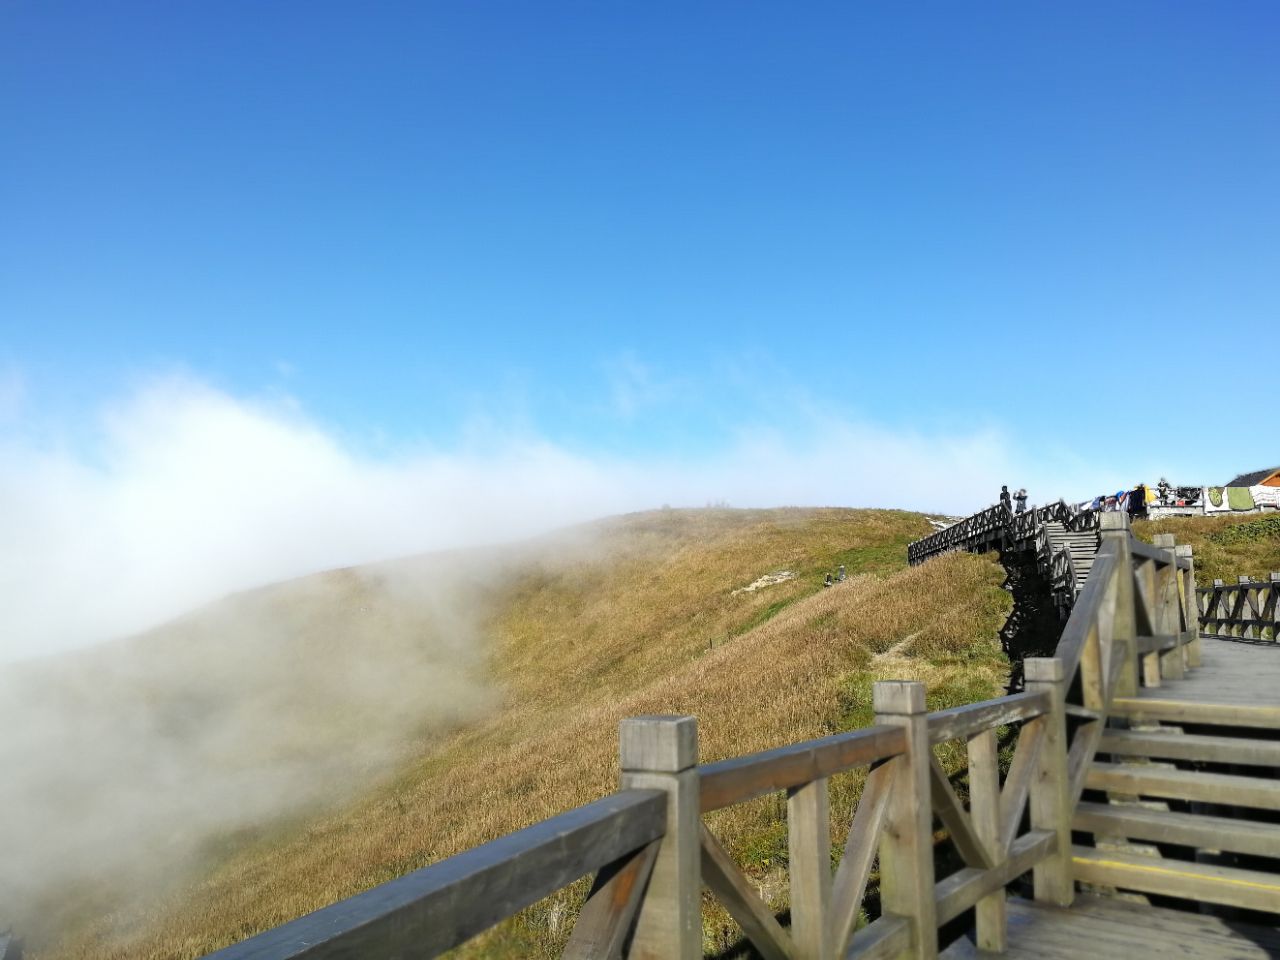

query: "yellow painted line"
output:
1073 855 1280 892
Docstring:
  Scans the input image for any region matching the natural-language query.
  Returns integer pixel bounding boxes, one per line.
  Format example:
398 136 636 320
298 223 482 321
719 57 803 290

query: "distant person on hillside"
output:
1000 485 1012 511
1014 488 1028 514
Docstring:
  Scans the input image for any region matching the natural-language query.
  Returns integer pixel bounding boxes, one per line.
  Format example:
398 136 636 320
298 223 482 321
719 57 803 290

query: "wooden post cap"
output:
1239 575 1253 584
1153 533 1175 548
1214 579 1224 586
872 680 926 715
1099 512 1130 534
1271 572 1280 582
1024 657 1065 683
619 715 698 772
1175 545 1192 558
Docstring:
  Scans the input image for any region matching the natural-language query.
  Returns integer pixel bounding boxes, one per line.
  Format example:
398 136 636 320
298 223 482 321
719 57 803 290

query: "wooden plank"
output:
563 841 659 960
847 914 911 960
788 777 831 960
1135 633 1178 654
933 830 1055 925
699 824 793 960
201 789 667 960
699 724 906 812
874 681 937 960
828 761 893 955
942 895 1280 959
1085 762 1280 811
926 691 1048 745
967 728 1005 952
1072 801 1280 858
1040 893 1280 950
1052 549 1118 681
1071 844 1280 913
1098 729 1280 767
1111 696 1280 730
997 718 1044 853
929 754 994 870
1129 540 1174 563
1024 658 1071 906
1065 718 1102 809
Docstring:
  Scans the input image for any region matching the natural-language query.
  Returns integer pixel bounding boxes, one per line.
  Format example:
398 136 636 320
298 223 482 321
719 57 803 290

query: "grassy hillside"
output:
1134 512 1280 584
18 507 1012 959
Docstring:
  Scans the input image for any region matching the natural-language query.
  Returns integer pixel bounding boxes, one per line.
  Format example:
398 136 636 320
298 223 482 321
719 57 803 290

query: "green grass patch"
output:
731 596 799 637
1208 516 1280 545
832 540 914 578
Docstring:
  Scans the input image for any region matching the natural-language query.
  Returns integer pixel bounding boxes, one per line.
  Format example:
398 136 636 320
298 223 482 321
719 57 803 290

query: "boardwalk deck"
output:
941 895 1280 959
1128 635 1280 710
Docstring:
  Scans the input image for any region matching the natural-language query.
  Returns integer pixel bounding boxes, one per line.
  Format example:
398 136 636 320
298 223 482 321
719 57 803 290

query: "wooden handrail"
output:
202 789 666 960
698 724 906 812
926 691 1049 745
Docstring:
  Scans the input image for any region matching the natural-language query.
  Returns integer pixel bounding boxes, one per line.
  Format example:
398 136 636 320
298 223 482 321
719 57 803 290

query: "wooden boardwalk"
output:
1125 633 1280 711
942 895 1280 959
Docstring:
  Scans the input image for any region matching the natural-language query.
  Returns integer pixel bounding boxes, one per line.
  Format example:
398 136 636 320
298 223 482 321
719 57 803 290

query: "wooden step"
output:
1099 729 1280 768
1073 801 1280 858
941 894 1280 959
1111 697 1280 730
1086 762 1280 811
1072 844 1280 913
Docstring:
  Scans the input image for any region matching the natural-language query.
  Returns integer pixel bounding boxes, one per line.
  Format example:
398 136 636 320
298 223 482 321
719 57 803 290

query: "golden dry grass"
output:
32 508 1010 960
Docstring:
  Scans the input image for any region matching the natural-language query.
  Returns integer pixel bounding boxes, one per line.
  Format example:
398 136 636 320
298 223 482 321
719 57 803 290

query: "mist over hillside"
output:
0 546 513 943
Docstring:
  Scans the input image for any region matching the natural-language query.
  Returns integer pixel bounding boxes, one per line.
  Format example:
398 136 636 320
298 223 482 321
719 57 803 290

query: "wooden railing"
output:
907 501 1097 567
1198 573 1280 642
203 514 1197 960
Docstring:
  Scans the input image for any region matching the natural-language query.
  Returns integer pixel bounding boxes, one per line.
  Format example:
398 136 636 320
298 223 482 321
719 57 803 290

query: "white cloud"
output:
0 375 1116 662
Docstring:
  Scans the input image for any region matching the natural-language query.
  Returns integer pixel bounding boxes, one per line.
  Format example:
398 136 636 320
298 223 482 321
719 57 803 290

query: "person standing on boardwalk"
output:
1014 488 1028 514
1000 485 1012 512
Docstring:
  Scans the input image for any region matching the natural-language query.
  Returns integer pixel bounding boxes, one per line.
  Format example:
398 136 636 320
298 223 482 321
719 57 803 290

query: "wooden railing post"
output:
873 681 937 960
788 777 831 960
1176 544 1200 666
1239 576 1256 640
1025 657 1072 907
1213 579 1226 638
1099 512 1137 696
620 716 701 960
1271 573 1280 642
1152 534 1185 679
968 728 1005 952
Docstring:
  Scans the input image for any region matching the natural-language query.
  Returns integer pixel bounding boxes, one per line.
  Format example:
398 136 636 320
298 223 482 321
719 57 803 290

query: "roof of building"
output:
1225 466 1280 487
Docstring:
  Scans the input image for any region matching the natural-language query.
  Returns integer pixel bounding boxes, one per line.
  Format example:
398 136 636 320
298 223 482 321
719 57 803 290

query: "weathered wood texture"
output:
940 895 1280 959
1198 574 1279 641
698 724 905 812
1072 846 1280 913
200 789 666 960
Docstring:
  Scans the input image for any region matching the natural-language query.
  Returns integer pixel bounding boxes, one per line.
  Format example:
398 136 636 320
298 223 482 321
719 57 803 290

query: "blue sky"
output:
2 3 1278 651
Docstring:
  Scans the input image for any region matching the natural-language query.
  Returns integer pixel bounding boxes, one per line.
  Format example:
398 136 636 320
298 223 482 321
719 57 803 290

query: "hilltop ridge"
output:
7 507 1014 959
